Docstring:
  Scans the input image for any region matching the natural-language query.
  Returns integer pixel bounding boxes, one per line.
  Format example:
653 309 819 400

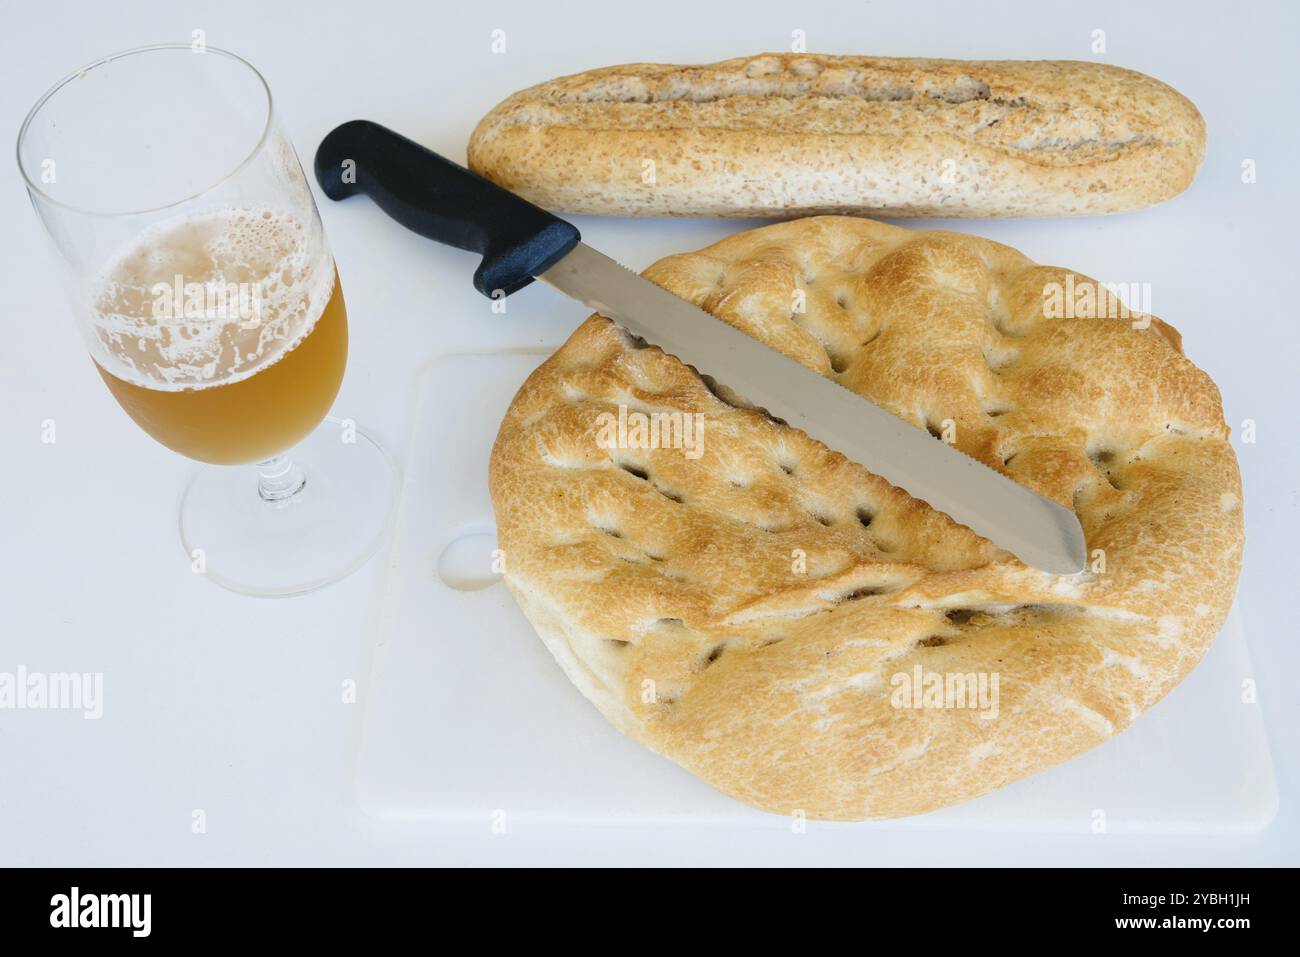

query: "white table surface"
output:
1 0 1296 866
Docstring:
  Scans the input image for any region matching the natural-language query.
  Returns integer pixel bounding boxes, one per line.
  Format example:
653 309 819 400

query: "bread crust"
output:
468 53 1206 218
489 216 1242 820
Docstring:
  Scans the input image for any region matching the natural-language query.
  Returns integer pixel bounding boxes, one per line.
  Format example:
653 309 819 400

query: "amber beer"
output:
90 207 347 465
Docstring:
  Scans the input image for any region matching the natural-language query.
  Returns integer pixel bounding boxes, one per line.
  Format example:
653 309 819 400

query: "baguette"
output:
467 53 1206 218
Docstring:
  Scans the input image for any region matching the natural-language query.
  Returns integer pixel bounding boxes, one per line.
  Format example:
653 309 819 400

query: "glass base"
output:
179 416 398 597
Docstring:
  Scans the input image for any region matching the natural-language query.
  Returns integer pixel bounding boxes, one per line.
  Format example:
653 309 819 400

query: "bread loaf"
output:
468 53 1205 218
489 216 1242 820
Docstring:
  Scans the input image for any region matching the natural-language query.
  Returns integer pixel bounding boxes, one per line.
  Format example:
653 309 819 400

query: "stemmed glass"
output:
17 44 398 596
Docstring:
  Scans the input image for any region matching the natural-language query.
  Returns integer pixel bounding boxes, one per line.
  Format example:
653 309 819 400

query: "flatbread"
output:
489 216 1243 820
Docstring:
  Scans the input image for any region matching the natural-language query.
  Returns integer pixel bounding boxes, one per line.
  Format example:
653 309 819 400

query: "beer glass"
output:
17 44 397 596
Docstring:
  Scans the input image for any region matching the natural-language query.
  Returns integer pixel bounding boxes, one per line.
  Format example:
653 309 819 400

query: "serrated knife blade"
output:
540 242 1087 575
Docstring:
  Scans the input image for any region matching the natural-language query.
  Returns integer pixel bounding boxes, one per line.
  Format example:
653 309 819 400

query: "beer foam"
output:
91 207 335 390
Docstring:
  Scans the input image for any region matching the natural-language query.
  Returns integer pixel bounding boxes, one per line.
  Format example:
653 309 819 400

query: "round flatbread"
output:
489 216 1243 820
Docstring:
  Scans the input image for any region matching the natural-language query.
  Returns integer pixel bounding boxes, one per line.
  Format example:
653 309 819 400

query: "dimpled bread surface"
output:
488 216 1242 820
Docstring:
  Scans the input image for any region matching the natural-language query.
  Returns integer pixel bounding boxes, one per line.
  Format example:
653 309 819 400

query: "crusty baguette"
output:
467 53 1206 218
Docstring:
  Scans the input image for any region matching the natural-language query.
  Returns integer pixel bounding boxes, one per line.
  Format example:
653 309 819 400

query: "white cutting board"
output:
355 351 1277 833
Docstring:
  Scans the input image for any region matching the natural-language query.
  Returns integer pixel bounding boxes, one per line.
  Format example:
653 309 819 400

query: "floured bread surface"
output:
468 53 1206 217
488 217 1242 820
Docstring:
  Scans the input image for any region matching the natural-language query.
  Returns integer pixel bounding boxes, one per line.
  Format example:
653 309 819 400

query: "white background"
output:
1 0 1296 865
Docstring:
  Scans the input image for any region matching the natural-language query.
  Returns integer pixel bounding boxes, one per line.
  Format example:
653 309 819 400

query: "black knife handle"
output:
314 120 580 298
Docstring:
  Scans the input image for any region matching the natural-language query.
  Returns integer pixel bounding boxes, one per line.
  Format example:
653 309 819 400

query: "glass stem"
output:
256 454 306 503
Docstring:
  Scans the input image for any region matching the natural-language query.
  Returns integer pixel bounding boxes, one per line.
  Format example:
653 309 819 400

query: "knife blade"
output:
541 243 1086 575
314 120 1087 574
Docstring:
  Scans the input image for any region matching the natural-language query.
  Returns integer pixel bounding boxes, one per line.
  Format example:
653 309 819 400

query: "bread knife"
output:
314 121 1087 575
